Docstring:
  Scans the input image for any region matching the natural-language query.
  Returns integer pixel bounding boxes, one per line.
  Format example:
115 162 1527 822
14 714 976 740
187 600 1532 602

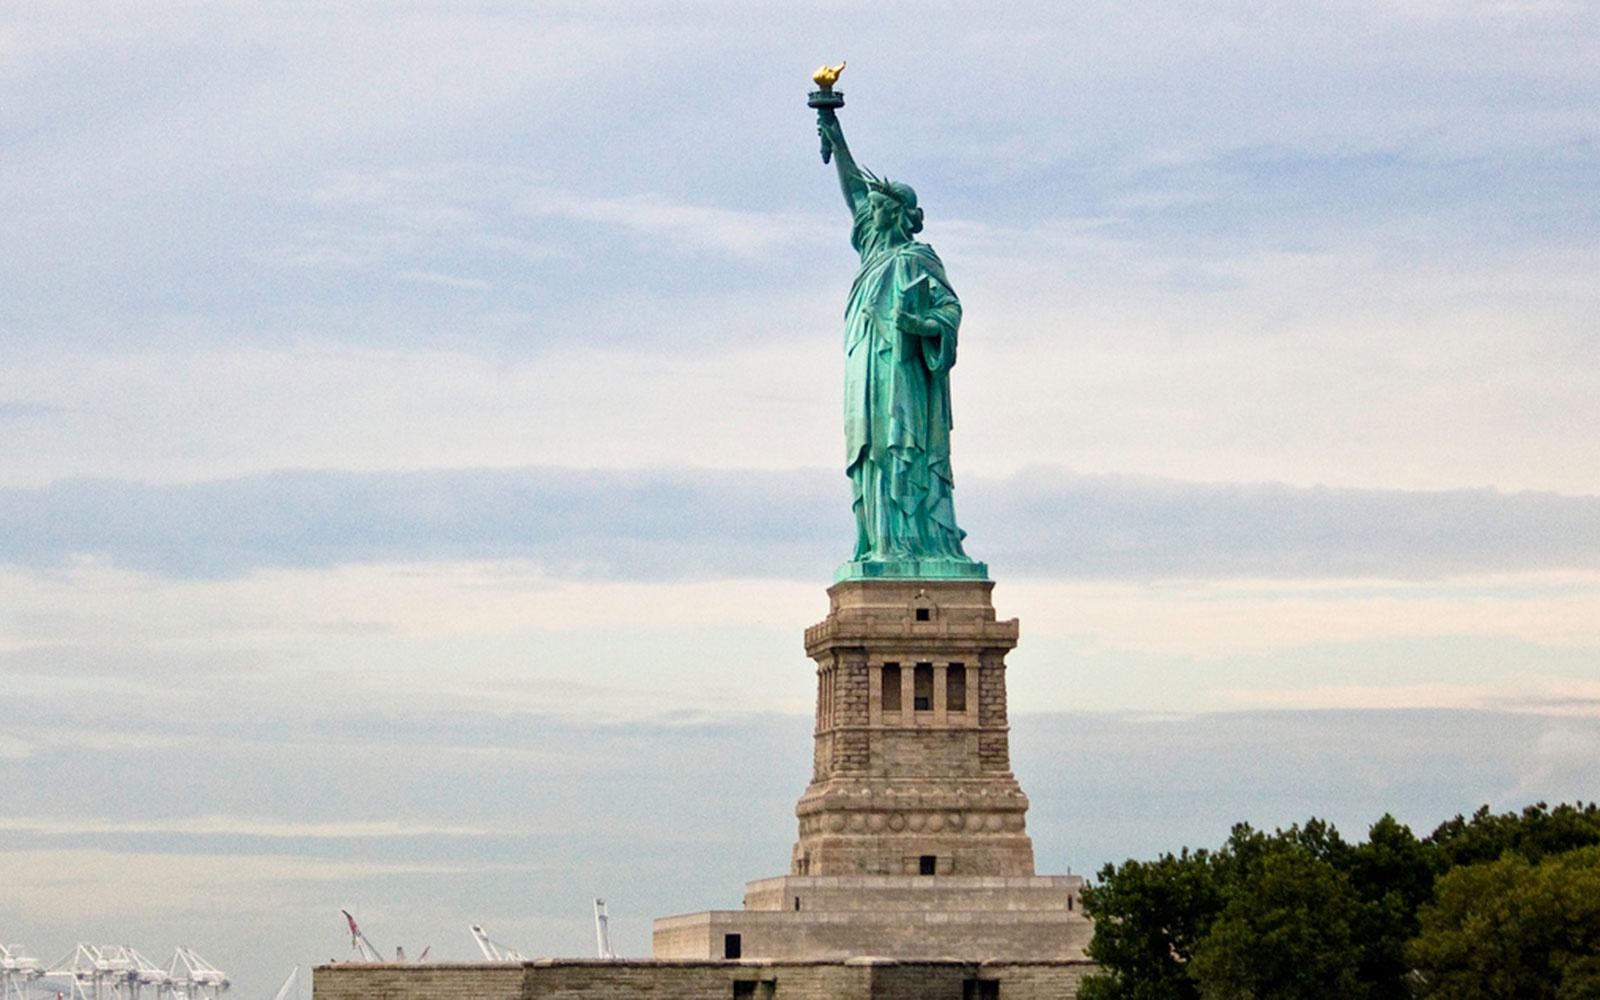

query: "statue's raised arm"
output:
806 65 982 581
808 63 868 215
818 113 868 215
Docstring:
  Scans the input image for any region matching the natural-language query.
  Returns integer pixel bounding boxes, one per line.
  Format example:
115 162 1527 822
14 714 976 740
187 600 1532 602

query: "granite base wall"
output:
654 874 1091 962
653 908 1092 963
313 958 1093 1000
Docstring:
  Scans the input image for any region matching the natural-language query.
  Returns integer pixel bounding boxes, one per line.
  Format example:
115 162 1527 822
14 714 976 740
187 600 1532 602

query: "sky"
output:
2 0 1598 995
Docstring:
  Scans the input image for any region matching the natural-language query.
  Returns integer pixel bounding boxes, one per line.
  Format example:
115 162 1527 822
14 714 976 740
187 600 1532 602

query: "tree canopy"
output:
1079 802 1600 1000
1409 845 1600 1000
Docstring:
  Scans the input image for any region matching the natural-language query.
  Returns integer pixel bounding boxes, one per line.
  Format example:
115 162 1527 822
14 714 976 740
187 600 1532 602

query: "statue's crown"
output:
865 173 917 210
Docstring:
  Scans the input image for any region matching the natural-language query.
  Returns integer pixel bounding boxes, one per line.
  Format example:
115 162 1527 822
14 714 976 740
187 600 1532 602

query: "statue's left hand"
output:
895 311 939 337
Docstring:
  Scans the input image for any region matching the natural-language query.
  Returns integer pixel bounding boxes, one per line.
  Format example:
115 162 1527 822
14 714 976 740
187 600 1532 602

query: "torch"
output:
807 61 846 163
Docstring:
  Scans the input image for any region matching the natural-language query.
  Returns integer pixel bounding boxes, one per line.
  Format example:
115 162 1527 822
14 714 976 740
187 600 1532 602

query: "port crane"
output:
35 944 224 1000
339 912 427 963
107 947 170 1000
45 944 169 1000
339 913 382 963
593 900 615 960
168 946 229 1000
3 944 226 1000
43 943 117 1000
466 927 523 963
467 897 616 963
1 945 44 1000
267 967 298 1000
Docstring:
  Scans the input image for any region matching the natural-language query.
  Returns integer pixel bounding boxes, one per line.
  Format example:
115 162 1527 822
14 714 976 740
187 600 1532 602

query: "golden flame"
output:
812 61 846 88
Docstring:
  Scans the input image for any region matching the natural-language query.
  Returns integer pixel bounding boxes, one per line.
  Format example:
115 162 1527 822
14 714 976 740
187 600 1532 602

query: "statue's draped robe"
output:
844 200 972 562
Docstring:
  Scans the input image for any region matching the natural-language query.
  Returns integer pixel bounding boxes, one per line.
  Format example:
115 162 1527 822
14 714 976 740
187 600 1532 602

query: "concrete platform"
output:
654 874 1091 962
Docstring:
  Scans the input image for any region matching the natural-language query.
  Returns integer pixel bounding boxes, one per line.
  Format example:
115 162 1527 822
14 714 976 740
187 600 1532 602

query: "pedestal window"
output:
947 663 966 712
914 663 933 711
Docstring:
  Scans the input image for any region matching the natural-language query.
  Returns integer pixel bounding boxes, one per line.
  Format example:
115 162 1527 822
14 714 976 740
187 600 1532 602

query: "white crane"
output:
338 912 427 964
592 900 615 960
167 947 228 1000
20 944 227 1000
267 967 298 1000
338 913 382 963
98 947 169 1000
44 944 114 1000
1 945 44 1000
466 926 524 963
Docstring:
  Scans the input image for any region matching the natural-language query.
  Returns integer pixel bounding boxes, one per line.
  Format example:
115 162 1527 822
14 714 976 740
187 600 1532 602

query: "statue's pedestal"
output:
653 874 1090 962
792 578 1032 877
652 578 1091 962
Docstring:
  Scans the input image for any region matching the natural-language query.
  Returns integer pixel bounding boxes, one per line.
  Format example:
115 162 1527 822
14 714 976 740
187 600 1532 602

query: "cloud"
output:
1016 708 1600 877
0 849 542 920
6 708 1596 926
395 270 494 291
1006 580 1600 669
518 189 834 258
1 467 1596 582
0 467 834 579
4 1 1592 359
0 401 60 421
973 470 1600 580
1218 676 1600 716
1508 725 1600 802
0 342 843 487
0 816 501 839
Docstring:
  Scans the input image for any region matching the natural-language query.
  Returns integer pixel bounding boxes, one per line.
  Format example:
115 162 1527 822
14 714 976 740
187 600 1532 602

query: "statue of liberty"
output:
810 66 983 580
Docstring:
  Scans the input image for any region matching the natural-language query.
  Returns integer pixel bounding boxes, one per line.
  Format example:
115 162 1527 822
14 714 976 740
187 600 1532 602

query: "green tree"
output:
1344 815 1444 1000
1194 820 1432 1000
1408 844 1600 1000
1078 806 1600 1000
1190 838 1367 1000
1080 817 1436 1000
1429 801 1600 867
1079 848 1224 1000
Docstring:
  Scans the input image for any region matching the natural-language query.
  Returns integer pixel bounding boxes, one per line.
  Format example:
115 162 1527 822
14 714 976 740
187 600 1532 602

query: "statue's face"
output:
869 191 906 234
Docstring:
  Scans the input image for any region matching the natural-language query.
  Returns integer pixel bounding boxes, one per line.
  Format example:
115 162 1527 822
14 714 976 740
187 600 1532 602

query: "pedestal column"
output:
791 578 1034 877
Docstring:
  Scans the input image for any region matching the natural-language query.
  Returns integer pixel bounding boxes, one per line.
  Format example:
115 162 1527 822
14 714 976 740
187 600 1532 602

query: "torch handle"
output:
808 89 844 164
816 107 837 163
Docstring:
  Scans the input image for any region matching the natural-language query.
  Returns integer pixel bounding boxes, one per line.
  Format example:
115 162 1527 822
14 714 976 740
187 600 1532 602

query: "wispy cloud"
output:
975 471 1600 580
0 816 503 839
0 401 61 421
0 849 546 920
396 270 494 291
1006 575 1600 660
518 189 833 257
0 467 834 579
2 467 1595 581
1507 725 1600 802
1220 676 1600 715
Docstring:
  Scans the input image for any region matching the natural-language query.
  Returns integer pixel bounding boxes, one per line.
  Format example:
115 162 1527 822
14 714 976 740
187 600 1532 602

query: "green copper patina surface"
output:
811 74 986 582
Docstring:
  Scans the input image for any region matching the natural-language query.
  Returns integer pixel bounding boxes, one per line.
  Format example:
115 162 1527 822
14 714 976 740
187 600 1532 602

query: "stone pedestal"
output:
653 874 1090 962
792 578 1033 877
652 578 1091 963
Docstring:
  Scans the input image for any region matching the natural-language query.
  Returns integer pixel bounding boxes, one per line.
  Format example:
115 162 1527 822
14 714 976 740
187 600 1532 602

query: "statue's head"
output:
866 176 924 237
